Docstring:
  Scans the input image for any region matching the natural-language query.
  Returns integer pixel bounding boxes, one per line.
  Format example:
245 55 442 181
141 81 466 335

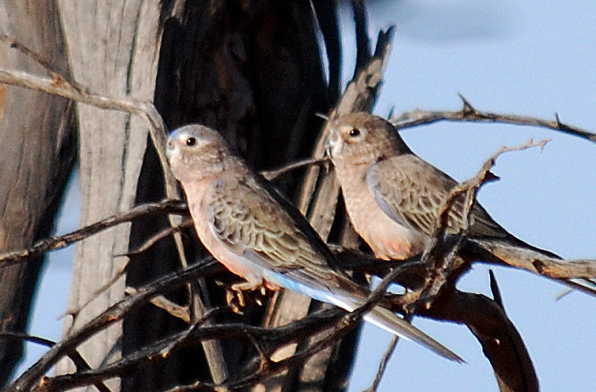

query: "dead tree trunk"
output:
55 2 164 390
0 0 77 385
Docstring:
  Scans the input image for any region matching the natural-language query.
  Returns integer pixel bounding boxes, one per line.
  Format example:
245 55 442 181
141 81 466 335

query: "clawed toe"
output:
216 279 275 312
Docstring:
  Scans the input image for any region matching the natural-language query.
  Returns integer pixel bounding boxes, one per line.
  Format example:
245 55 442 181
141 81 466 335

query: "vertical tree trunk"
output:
55 1 162 390
0 0 77 385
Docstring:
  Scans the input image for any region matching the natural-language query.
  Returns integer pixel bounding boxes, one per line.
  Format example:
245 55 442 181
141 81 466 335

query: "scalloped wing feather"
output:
367 155 507 238
206 173 347 293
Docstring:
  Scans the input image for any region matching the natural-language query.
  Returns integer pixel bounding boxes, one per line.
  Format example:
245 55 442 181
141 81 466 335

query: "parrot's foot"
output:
217 280 275 313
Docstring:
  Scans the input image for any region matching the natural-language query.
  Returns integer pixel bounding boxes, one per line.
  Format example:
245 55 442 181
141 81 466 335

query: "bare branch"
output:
0 153 328 269
0 332 55 348
440 138 550 235
125 287 191 323
396 138 551 314
0 58 190 280
489 270 504 309
62 219 194 326
0 199 187 266
418 291 538 392
126 219 194 258
0 34 82 89
363 314 408 392
391 100 596 144
35 307 347 392
28 247 419 392
532 258 596 279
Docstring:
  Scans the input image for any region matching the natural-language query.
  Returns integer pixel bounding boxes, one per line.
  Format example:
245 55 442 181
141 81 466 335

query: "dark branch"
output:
0 332 112 392
419 291 539 392
0 200 187 266
6 258 222 392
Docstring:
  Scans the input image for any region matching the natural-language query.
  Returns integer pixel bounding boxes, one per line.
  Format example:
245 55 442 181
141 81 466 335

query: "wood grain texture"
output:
0 0 77 385
55 1 162 389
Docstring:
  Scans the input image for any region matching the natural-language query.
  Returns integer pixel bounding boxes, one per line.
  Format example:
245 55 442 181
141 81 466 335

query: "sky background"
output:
14 1 596 391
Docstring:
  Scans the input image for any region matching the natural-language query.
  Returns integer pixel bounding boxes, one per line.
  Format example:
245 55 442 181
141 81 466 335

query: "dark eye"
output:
185 137 197 146
349 128 361 137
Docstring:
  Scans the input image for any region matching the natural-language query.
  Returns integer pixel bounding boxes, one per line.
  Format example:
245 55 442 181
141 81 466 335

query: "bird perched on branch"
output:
326 112 596 295
166 124 462 362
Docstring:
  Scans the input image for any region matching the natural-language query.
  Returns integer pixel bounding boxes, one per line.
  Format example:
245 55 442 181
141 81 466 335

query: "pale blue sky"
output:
348 1 596 391
16 1 596 391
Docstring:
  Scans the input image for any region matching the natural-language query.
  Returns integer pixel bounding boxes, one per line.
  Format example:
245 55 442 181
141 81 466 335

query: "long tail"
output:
327 295 463 363
364 306 463 362
565 278 596 297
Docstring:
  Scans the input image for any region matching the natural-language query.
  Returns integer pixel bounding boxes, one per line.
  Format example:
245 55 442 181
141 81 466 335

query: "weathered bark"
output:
0 0 77 385
55 1 163 390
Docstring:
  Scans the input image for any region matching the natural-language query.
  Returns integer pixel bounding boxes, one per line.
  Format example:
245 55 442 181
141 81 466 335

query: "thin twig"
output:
0 34 82 90
261 157 329 181
33 259 415 391
0 60 190 284
63 219 194 322
125 287 191 323
364 336 399 392
405 139 550 311
489 270 504 310
35 308 346 392
0 153 329 269
0 332 55 348
125 219 194 257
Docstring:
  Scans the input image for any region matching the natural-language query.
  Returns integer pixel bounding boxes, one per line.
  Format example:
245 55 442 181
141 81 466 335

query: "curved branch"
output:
419 290 538 392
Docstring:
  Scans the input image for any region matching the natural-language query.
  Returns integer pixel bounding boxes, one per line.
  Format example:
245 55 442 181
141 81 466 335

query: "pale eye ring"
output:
186 137 197 146
349 128 361 137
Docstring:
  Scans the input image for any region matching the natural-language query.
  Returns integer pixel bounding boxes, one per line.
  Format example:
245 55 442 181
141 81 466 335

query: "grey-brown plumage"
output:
166 124 463 362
